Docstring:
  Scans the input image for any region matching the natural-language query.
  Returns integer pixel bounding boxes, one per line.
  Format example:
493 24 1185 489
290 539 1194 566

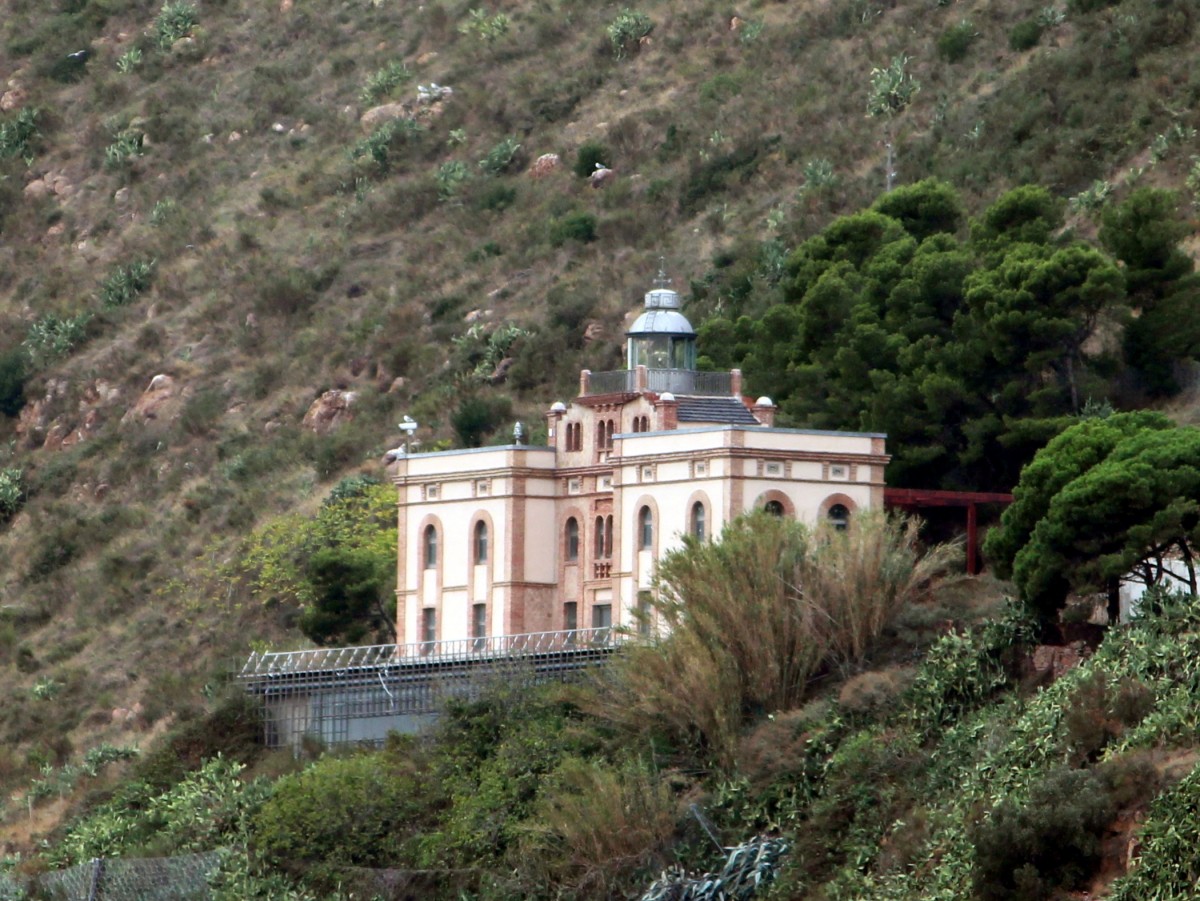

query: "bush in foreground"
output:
591 510 958 767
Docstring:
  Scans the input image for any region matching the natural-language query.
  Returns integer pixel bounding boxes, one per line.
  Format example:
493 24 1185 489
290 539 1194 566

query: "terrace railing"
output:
582 368 733 397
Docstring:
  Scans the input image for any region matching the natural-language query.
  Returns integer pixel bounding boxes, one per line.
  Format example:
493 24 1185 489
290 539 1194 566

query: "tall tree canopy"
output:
698 180 1200 491
986 417 1200 623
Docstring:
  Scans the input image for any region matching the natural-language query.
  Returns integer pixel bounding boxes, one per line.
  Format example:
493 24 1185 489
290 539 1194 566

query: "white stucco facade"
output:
390 276 890 646
392 413 889 645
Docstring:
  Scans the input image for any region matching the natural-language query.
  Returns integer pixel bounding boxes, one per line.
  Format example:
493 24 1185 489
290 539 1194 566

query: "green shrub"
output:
1009 19 1045 51
0 349 27 417
178 389 225 437
360 60 411 105
436 160 470 200
475 182 517 212
0 468 23 523
451 394 513 447
23 312 92 369
937 20 978 63
0 107 39 162
607 9 653 59
458 8 510 45
970 765 1122 900
478 136 521 175
1108 761 1200 900
99 259 155 309
155 1 199 51
51 756 267 866
574 140 611 178
254 752 433 870
256 268 319 317
349 117 425 172
115 47 143 74
905 608 1034 739
299 546 393 645
549 211 598 246
104 128 144 170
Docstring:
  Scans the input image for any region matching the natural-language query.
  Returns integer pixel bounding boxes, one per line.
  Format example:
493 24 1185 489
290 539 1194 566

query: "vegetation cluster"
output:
1 0 1200 892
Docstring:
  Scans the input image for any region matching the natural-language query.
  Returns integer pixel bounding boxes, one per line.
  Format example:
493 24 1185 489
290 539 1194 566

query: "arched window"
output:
691 502 706 541
423 524 438 568
605 515 613 557
828 503 850 531
641 415 650 432
473 520 488 564
595 516 606 558
565 517 579 561
764 500 785 517
638 506 653 550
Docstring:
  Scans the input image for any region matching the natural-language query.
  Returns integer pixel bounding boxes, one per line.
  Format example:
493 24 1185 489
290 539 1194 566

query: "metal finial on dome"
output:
653 257 671 290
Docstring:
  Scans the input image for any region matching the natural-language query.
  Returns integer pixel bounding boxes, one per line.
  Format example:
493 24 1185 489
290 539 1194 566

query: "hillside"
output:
0 0 1199 865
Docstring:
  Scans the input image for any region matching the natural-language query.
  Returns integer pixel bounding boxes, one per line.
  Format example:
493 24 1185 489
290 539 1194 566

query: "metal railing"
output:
583 369 733 397
240 627 624 678
239 629 629 749
586 369 636 394
647 369 732 395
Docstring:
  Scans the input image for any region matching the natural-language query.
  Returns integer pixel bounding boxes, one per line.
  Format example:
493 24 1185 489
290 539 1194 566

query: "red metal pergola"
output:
884 488 1014 575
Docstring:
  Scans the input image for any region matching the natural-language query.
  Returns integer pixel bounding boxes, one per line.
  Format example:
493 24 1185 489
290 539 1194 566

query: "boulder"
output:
301 389 357 433
528 153 561 178
489 357 514 384
121 374 178 424
360 103 409 131
1030 643 1085 681
0 85 27 112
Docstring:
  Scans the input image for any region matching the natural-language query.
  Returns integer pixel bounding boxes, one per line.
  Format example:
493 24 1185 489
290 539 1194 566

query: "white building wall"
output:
394 426 888 645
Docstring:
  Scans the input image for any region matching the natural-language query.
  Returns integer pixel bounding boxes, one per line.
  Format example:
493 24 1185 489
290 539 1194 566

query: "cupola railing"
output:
582 368 734 397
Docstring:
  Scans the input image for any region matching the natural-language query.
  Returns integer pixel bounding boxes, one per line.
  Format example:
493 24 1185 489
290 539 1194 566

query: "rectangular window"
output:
765 461 784 477
600 475 613 490
830 464 848 479
591 604 612 629
421 608 437 648
475 479 490 496
640 465 654 482
472 603 487 650
424 484 439 500
637 591 652 637
564 601 578 633
694 461 708 477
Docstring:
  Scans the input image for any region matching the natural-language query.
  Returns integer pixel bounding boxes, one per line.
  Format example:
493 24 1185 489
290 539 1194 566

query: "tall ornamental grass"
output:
592 510 959 767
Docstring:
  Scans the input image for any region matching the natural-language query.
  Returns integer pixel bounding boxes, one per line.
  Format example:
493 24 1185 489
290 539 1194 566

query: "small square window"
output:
764 461 783 477
694 461 708 477
568 477 582 495
600 476 613 490
424 484 439 500
640 465 655 482
475 479 491 496
830 465 848 480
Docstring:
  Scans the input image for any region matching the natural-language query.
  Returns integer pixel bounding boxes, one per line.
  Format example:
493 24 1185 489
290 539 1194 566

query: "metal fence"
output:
239 629 624 751
584 369 734 397
0 852 220 901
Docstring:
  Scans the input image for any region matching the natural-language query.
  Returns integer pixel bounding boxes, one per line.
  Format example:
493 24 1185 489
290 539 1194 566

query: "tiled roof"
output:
676 396 761 425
